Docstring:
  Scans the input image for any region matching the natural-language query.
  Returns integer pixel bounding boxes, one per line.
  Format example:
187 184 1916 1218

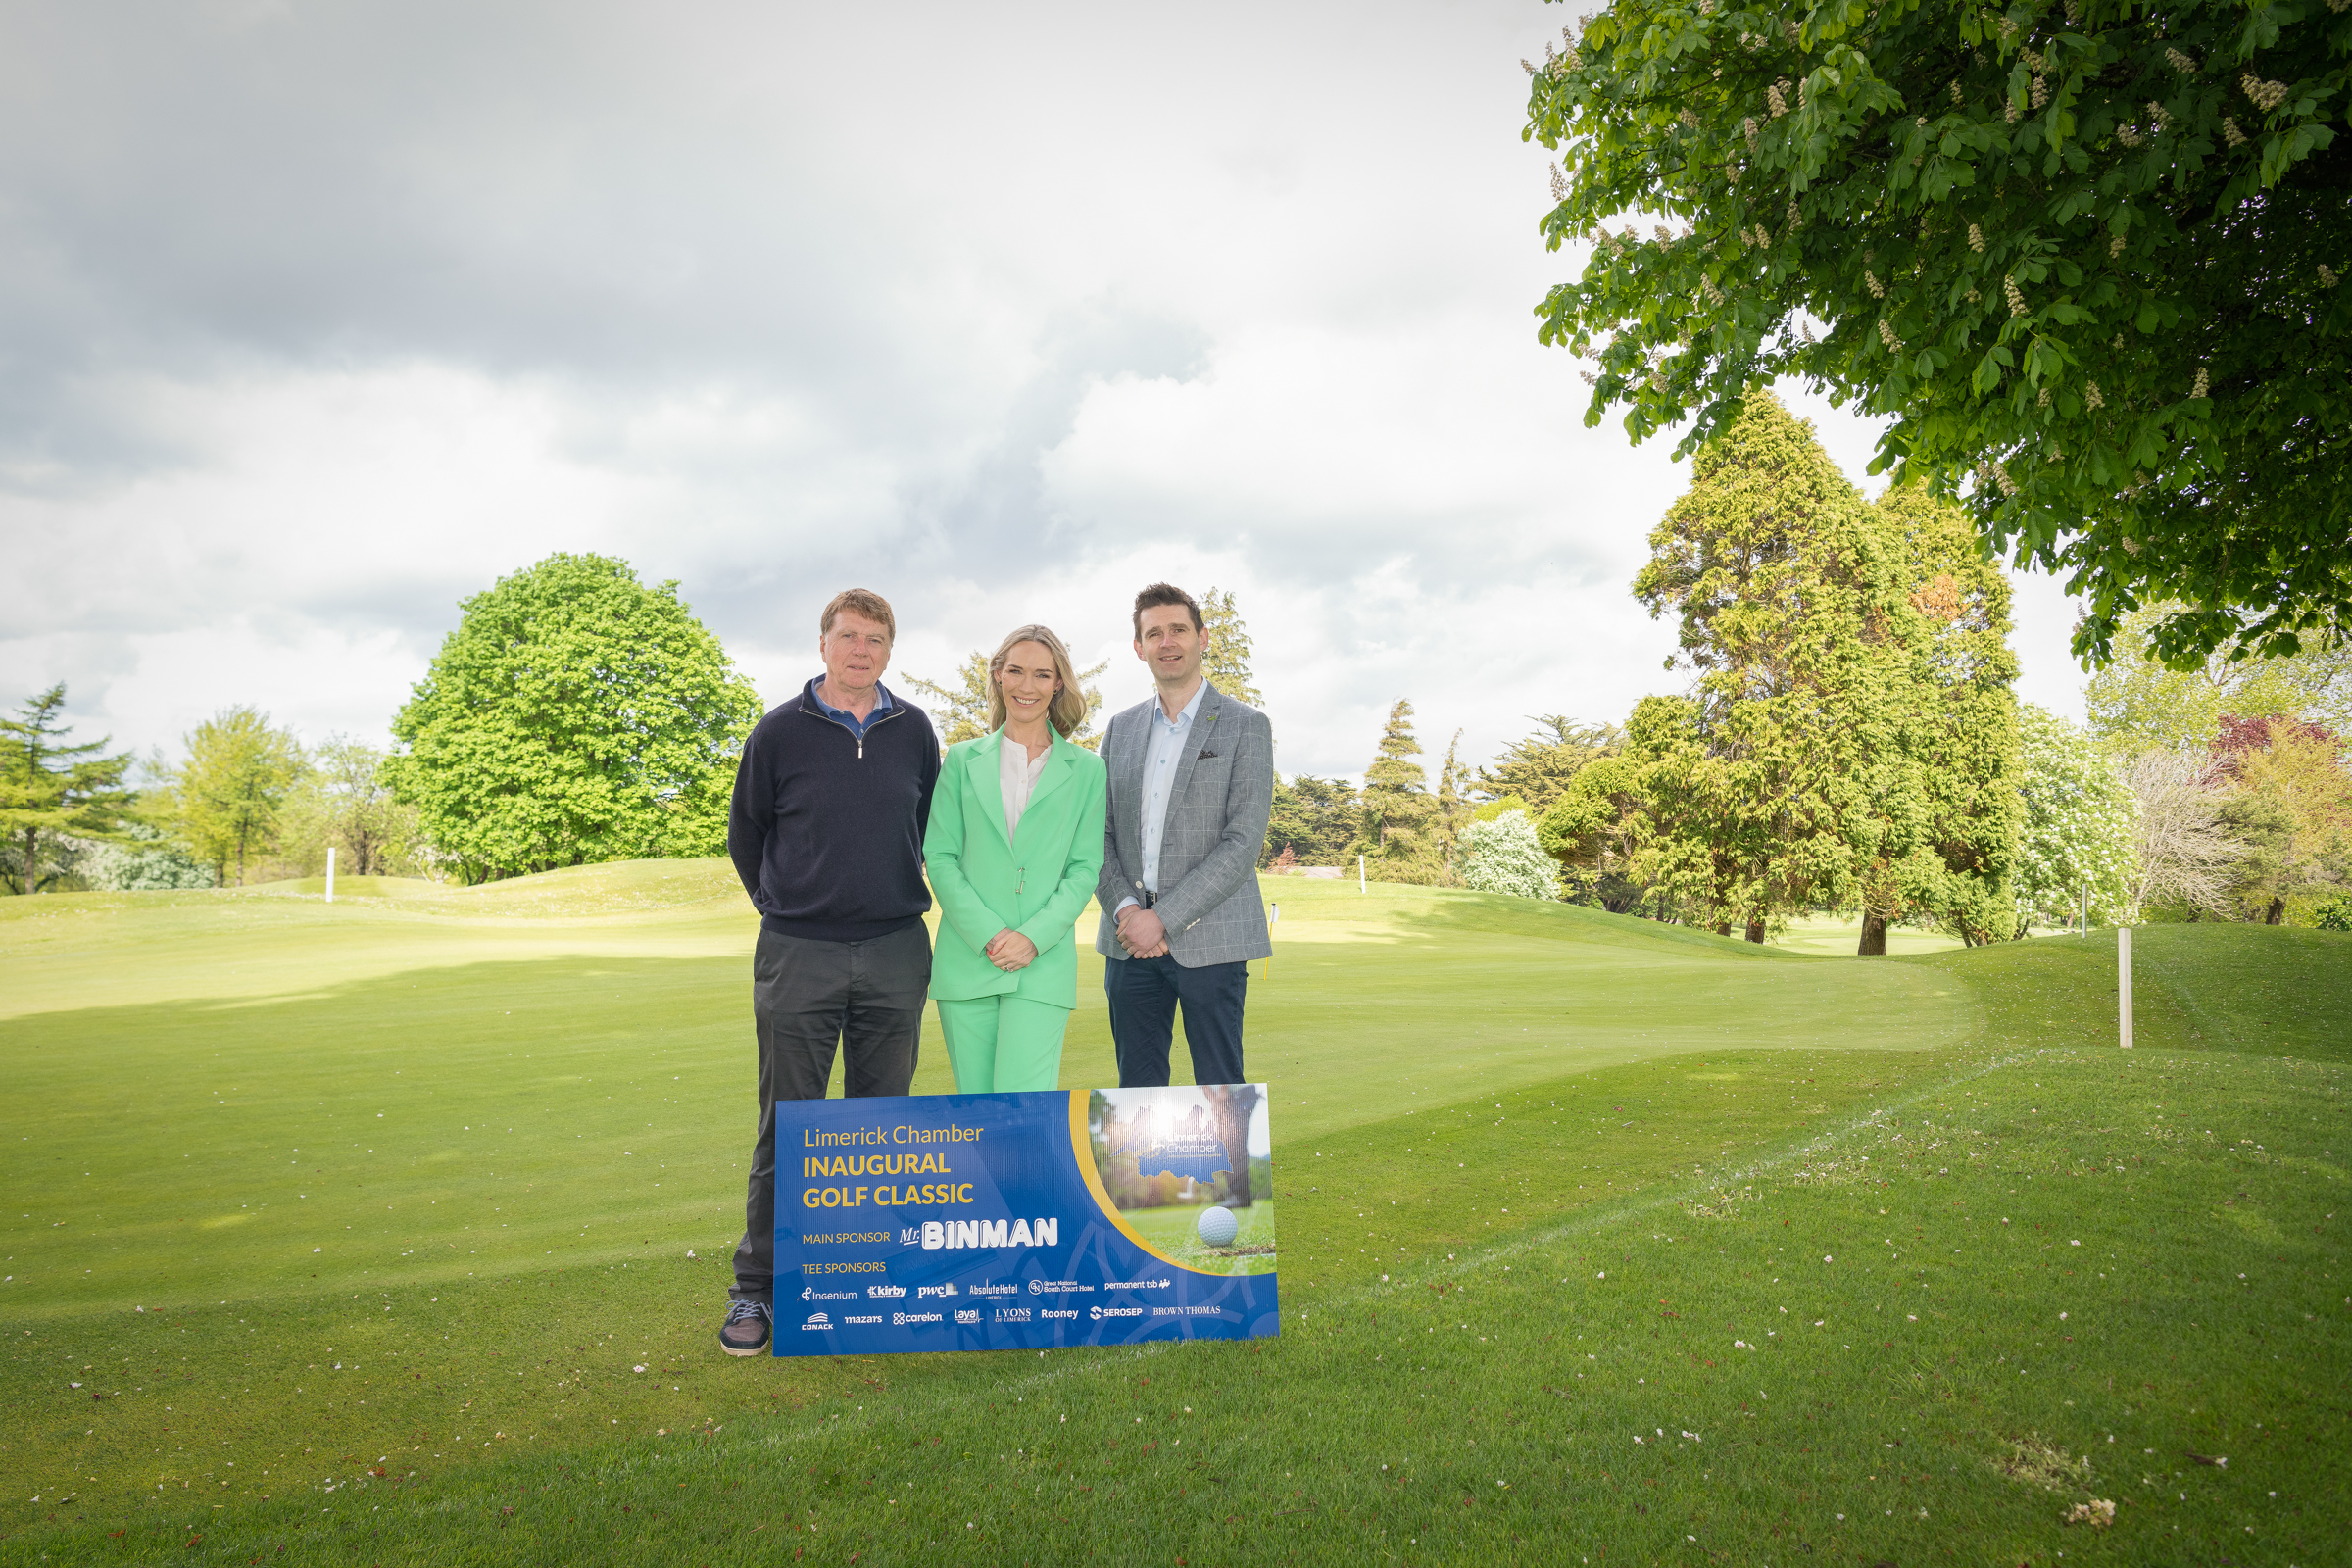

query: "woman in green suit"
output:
923 623 1108 1093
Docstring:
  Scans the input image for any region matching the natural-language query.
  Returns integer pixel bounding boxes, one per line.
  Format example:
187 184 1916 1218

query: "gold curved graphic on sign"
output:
1066 1091 1226 1277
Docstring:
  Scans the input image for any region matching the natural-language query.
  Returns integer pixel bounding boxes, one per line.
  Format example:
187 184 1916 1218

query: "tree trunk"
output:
1711 920 1733 937
2266 898 2286 926
1857 914 1887 956
16 827 35 894
1744 919 1766 944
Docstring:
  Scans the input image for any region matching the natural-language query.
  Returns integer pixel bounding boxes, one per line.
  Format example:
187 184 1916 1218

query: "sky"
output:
0 0 2089 783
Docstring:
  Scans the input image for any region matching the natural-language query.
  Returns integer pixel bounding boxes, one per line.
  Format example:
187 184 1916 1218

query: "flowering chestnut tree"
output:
2012 702 2138 929
1524 0 2352 667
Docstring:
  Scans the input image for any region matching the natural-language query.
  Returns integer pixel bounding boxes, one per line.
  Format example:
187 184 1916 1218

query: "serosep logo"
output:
1089 1305 1144 1321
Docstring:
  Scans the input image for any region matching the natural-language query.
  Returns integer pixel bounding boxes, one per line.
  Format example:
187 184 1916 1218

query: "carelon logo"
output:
892 1311 944 1326
866 1284 906 1298
801 1313 833 1331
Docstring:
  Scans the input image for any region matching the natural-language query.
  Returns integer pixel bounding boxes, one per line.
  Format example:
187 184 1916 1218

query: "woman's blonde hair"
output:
986 624 1089 739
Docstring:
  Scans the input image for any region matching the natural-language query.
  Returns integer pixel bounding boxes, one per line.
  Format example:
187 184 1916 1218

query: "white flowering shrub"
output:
1460 810 1560 901
2013 705 2136 929
72 828 216 892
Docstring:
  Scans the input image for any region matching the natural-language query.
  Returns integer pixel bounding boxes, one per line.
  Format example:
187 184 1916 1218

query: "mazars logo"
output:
916 1283 958 1299
802 1313 833 1331
866 1284 906 1298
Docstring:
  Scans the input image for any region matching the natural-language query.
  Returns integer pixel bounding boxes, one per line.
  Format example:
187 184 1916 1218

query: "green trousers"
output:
936 995 1071 1093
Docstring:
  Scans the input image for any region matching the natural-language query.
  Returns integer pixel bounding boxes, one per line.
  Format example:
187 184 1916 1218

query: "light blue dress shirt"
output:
1118 678 1207 916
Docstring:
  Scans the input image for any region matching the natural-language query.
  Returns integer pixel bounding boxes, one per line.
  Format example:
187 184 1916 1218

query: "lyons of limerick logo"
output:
802 1312 832 1331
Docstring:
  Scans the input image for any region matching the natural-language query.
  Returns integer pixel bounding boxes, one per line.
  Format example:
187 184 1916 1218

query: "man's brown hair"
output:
1131 582 1202 638
820 588 897 642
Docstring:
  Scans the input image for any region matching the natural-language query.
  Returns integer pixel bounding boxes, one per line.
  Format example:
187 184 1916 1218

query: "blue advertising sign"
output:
775 1084 1277 1355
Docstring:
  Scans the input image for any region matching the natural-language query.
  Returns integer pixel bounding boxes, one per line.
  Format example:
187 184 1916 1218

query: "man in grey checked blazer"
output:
1095 583 1274 1087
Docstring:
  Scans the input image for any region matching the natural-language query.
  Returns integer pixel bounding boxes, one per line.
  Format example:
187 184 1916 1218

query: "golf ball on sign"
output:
1197 1205 1240 1247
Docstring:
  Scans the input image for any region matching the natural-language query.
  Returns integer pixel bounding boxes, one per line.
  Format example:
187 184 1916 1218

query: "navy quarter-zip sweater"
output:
726 677 942 942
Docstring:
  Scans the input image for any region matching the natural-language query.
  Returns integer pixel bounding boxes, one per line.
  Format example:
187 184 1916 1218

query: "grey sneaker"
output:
718 1299 771 1356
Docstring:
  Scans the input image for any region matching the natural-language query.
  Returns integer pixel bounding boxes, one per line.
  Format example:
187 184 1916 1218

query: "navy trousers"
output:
1103 952 1249 1087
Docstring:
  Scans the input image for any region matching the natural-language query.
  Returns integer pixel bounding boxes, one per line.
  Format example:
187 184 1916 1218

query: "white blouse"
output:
999 734 1052 840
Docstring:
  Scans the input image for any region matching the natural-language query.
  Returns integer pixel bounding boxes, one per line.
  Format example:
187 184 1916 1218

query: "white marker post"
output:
2118 926 2133 1049
1358 854 1366 895
324 846 336 905
2078 884 2087 937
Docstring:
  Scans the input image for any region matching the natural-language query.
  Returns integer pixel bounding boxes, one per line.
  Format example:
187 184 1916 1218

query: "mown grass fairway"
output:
2 869 2346 1565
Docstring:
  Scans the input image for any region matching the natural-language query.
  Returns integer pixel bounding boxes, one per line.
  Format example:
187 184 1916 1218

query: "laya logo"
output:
916 1283 958 1299
802 1313 832 1331
866 1285 906 1298
954 1308 980 1324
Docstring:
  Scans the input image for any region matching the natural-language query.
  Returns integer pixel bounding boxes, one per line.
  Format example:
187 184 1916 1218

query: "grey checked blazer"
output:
1093 682 1274 968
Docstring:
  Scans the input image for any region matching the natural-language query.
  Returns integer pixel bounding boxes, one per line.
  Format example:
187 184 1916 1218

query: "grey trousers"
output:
730 922 930 1303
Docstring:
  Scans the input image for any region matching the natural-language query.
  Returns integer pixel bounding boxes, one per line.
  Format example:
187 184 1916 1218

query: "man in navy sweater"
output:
717 587 941 1356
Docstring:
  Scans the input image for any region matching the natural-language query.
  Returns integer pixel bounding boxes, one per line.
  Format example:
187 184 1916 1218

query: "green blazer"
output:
924 729 1108 1006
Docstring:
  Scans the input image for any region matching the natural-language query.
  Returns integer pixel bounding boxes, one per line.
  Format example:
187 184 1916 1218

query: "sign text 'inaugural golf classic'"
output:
800 1123 987 1209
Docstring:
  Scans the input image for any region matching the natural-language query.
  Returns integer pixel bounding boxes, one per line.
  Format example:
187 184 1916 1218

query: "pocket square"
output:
1197 748 1219 760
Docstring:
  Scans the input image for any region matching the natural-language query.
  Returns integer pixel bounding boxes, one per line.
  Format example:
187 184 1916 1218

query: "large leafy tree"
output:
2086 600 2351 750
1527 0 2352 666
167 707 306 886
2211 714 2349 920
1261 774 1363 866
1474 715 1622 814
1541 394 2019 944
386 554 762 883
1862 486 2024 948
0 685 134 894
